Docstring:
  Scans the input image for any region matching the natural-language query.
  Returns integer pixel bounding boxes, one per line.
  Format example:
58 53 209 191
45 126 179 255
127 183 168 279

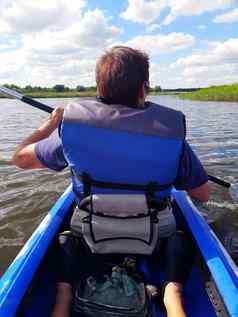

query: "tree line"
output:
3 84 199 93
4 84 163 93
3 84 97 93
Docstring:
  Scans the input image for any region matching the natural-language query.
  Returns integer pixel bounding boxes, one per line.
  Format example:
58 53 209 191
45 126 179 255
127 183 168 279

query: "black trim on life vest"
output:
71 169 173 196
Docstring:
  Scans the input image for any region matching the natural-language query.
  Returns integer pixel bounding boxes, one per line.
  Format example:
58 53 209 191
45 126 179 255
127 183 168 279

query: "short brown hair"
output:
96 46 149 106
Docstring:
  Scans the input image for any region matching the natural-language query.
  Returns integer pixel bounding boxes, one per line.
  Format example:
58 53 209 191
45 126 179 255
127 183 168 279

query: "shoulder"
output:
64 98 100 117
35 130 67 171
175 140 208 190
146 101 184 116
145 101 186 139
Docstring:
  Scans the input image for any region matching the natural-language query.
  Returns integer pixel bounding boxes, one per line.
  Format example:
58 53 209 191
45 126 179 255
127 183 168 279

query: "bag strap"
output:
71 169 173 196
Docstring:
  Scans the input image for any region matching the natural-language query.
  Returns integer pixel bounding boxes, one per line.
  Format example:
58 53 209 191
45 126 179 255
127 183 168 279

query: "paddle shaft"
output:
0 86 53 113
21 96 53 113
0 86 232 189
208 174 230 188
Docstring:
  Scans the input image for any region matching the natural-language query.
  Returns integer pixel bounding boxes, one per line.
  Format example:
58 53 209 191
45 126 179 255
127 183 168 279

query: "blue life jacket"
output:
60 99 185 203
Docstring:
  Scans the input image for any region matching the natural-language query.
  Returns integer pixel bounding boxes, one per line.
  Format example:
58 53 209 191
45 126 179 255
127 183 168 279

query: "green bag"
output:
73 257 152 317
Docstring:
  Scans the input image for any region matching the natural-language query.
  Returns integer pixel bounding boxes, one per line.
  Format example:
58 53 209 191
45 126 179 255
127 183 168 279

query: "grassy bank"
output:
0 90 169 98
26 90 96 98
0 90 97 99
177 83 238 102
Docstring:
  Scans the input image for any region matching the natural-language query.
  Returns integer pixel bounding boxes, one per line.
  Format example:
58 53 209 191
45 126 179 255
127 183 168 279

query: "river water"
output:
0 95 238 275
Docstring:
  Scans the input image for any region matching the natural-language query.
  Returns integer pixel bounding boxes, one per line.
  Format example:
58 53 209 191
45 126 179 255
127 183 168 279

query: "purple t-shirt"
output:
35 131 208 190
35 130 67 172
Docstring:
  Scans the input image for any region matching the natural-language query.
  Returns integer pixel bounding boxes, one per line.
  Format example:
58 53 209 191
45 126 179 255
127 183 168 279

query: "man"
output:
13 46 209 317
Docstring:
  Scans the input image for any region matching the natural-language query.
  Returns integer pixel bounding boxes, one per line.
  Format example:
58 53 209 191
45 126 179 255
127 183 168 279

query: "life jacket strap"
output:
71 168 173 196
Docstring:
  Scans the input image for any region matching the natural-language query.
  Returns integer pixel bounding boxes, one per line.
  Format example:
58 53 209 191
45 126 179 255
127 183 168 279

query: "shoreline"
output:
176 94 238 102
1 93 237 102
176 83 238 102
1 95 237 102
0 91 97 99
1 83 238 102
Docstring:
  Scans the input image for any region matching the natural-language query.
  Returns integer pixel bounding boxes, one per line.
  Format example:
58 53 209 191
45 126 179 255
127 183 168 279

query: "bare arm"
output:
12 107 64 169
187 181 210 202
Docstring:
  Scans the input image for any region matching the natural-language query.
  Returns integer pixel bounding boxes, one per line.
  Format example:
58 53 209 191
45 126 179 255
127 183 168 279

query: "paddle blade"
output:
0 86 23 100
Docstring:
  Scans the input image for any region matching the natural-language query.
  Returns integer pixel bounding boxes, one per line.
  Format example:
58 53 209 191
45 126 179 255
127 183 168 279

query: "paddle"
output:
1 85 237 200
0 86 53 113
208 174 230 188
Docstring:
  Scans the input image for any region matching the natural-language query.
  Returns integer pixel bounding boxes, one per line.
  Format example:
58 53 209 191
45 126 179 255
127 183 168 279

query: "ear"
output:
138 84 145 99
137 84 146 107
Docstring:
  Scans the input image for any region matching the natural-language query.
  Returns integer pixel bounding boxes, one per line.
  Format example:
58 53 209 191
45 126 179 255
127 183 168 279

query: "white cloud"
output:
23 9 121 55
0 20 11 33
0 0 12 9
1 1 237 90
213 8 238 23
182 64 238 87
149 62 186 88
20 58 96 88
121 0 234 25
69 10 122 50
0 0 87 34
0 36 18 51
174 38 238 67
198 25 206 30
0 7 121 87
163 0 234 25
125 32 195 56
0 50 26 79
146 24 160 33
169 38 238 87
150 61 238 90
120 0 167 24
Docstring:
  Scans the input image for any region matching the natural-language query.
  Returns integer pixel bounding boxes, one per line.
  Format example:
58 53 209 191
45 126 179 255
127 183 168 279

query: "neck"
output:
137 97 146 108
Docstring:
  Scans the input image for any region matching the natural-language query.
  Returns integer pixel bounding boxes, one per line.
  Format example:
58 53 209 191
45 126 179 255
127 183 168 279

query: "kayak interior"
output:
0 186 237 317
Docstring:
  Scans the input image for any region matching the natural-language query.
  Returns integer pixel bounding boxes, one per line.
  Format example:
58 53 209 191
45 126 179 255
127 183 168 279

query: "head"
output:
96 46 149 107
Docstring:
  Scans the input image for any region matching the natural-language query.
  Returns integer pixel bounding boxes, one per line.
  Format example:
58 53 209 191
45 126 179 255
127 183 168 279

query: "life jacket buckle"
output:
151 211 159 223
82 215 90 223
147 182 159 195
81 172 92 196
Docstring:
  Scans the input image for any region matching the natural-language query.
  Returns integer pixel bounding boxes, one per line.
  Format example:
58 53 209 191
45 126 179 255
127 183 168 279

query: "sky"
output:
0 0 238 89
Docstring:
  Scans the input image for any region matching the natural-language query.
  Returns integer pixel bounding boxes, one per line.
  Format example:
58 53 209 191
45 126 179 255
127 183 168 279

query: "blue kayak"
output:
0 185 238 317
